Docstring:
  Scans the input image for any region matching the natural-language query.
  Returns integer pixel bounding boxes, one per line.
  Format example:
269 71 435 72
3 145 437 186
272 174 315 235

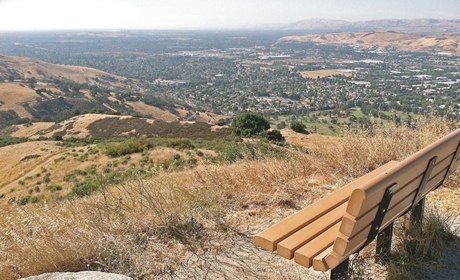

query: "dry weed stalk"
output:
0 116 458 279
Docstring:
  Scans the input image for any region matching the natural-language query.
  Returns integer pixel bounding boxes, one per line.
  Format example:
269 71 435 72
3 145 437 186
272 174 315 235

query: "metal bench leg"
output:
411 197 425 227
331 257 349 280
376 222 393 263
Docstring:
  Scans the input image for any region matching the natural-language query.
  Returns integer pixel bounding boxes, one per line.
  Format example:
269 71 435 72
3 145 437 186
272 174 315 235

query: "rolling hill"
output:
280 31 460 55
280 18 460 35
0 55 221 128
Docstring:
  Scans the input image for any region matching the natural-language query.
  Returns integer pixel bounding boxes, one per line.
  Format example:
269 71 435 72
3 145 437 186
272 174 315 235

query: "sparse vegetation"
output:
0 136 28 148
20 154 41 162
0 115 458 279
386 210 460 280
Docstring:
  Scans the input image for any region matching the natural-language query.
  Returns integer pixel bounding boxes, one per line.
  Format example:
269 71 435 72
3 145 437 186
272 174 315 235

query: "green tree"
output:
290 121 306 133
216 118 227 126
276 121 287 129
266 130 285 142
231 112 270 137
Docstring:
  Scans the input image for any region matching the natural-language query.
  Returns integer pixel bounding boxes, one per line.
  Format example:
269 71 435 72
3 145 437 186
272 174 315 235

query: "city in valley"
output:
0 30 459 135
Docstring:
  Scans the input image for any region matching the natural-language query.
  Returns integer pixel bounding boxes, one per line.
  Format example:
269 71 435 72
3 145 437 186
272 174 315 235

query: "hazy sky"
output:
0 0 459 31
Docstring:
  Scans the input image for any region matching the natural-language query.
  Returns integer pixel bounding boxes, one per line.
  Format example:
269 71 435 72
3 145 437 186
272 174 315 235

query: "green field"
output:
270 107 419 136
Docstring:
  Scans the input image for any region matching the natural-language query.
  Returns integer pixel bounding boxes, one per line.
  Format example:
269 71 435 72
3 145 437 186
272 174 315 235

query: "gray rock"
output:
20 271 133 280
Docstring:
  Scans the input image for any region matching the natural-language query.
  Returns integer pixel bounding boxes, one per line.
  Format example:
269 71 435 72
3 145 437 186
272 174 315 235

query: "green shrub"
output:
46 184 63 192
54 156 66 163
64 169 87 182
43 173 51 183
290 121 307 133
20 154 41 162
87 147 99 155
17 196 39 205
85 164 98 175
70 177 100 197
103 138 153 157
79 153 89 162
231 112 270 137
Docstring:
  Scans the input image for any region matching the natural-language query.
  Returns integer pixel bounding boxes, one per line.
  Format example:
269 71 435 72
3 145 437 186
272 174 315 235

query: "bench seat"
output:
253 160 401 270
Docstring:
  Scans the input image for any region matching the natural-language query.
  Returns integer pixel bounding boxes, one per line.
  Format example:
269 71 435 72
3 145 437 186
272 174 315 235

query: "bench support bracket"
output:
413 156 437 206
365 183 397 246
331 257 349 280
446 140 460 178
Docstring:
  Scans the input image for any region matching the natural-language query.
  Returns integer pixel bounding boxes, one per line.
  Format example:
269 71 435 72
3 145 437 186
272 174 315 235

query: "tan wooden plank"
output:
347 141 459 218
340 177 422 237
431 154 454 177
253 161 400 251
313 245 333 271
334 192 415 256
277 203 346 259
420 166 450 198
348 130 460 214
293 223 340 268
449 158 460 175
325 249 349 270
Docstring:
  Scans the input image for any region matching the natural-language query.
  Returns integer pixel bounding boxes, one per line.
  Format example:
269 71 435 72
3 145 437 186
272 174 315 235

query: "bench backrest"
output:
323 128 460 269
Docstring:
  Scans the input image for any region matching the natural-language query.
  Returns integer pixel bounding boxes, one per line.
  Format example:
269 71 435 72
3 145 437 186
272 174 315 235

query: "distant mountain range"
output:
265 18 460 35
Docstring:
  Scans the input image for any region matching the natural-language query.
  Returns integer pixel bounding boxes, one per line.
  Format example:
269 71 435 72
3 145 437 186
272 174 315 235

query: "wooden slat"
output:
431 154 453 177
346 153 453 230
277 203 347 259
448 157 460 175
347 130 460 217
313 245 333 271
340 175 422 238
334 192 415 256
325 249 349 271
253 161 400 251
293 223 340 268
420 166 450 198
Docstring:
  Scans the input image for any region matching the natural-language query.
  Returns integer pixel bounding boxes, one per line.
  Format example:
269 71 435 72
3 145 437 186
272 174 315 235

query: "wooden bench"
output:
254 128 460 279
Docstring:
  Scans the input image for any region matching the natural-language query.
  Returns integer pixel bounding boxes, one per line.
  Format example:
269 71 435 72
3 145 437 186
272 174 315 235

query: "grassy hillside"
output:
281 31 460 55
0 56 216 126
0 117 459 279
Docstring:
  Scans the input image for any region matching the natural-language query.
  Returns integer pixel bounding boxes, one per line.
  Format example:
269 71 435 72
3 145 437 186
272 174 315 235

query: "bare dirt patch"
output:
300 69 352 79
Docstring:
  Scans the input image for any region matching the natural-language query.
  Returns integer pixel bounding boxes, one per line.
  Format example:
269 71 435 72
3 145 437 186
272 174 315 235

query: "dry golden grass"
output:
281 31 460 55
11 122 55 138
300 69 352 79
125 101 180 122
0 116 458 279
0 56 126 85
0 83 37 118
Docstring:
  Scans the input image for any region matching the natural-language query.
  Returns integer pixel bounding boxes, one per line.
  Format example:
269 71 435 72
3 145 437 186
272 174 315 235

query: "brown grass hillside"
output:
0 83 38 118
0 117 459 279
281 31 460 55
0 55 126 85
